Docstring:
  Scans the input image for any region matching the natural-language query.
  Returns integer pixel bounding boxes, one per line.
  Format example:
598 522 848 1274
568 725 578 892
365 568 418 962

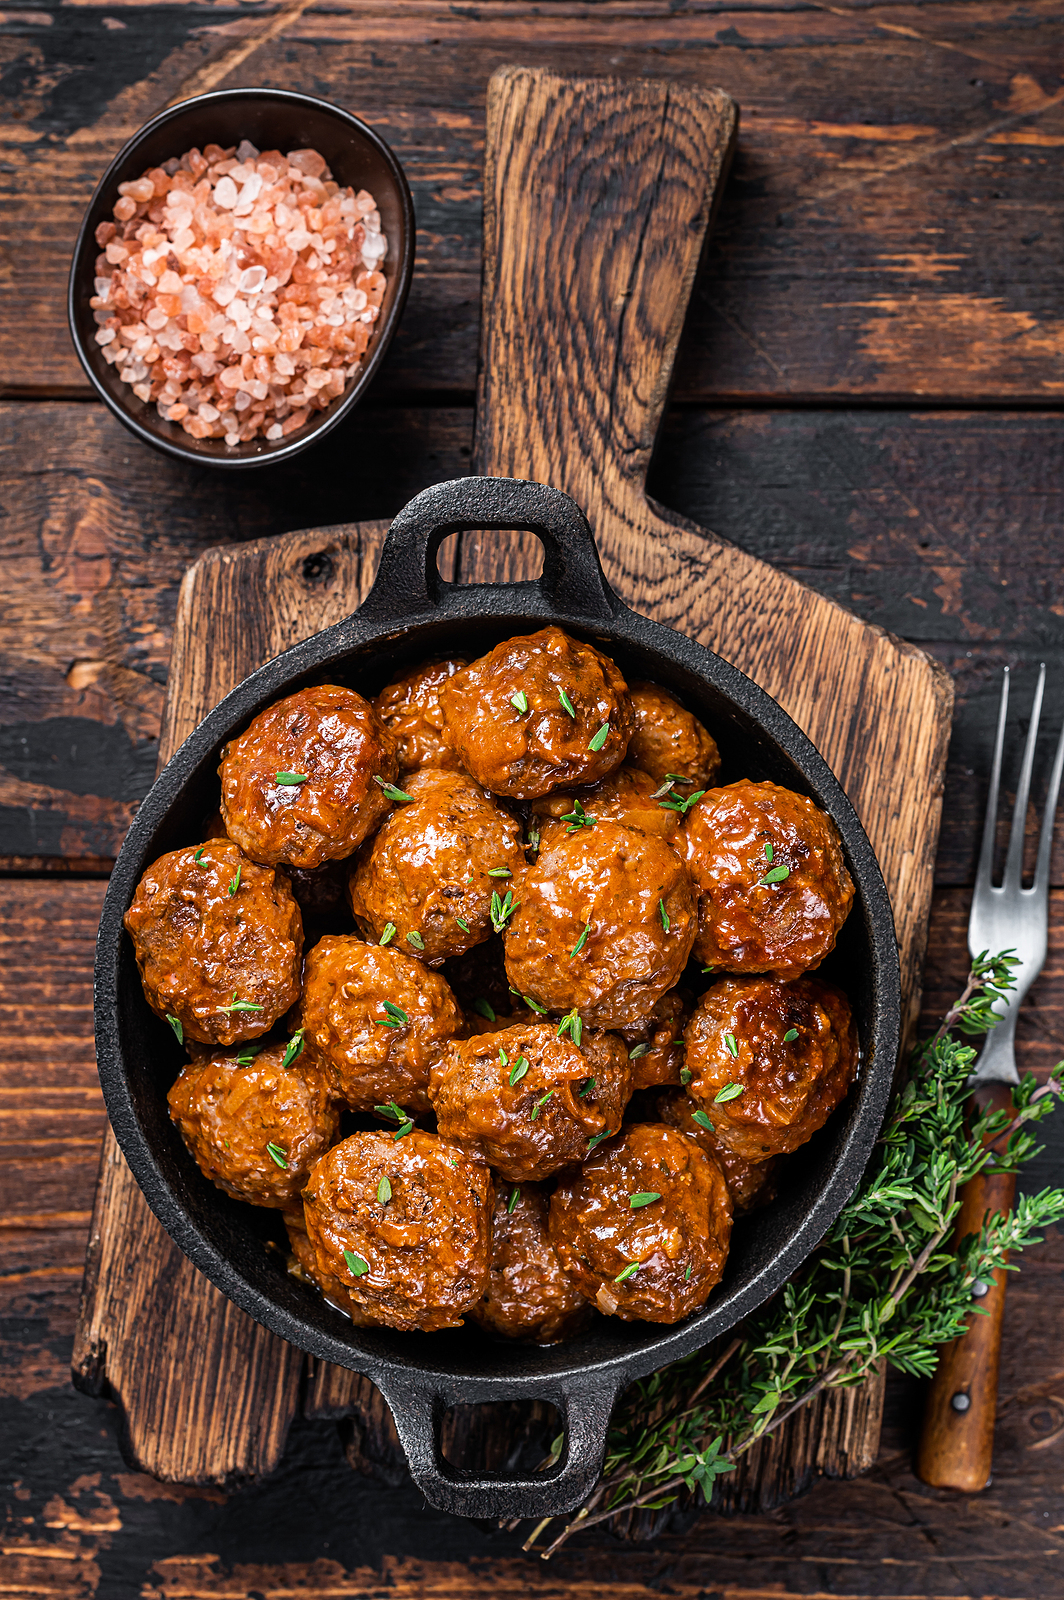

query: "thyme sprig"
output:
516 949 1064 1557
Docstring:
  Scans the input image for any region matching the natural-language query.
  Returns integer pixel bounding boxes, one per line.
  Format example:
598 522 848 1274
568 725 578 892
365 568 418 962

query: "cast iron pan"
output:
94 476 900 1519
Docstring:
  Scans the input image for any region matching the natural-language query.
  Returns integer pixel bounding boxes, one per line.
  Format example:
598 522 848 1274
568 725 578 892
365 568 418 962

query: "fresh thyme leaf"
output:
764 841 774 863
570 920 592 958
530 1089 554 1120
701 965 716 974
527 825 541 852
665 773 693 785
228 865 241 896
220 997 264 1014
509 1056 530 1086
498 1045 509 1067
377 1176 392 1205
508 1185 521 1213
761 864 790 884
685 1263 693 1281
510 690 529 714
281 1028 305 1070
235 1046 260 1066
524 994 548 1015
393 1119 414 1140
379 922 397 947
577 1076 596 1097
194 846 206 861
629 1191 661 1209
724 1033 739 1058
783 1028 799 1042
488 867 512 878
266 1141 288 1169
562 799 596 832
614 1262 640 1283
692 1110 714 1132
715 1082 744 1103
165 1014 183 1043
659 788 707 816
343 1249 369 1277
473 997 496 1021
557 1008 583 1047
376 1000 409 1028
588 722 610 752
374 1100 406 1122
275 771 309 785
456 917 470 932
628 1043 650 1060
558 688 576 718
405 930 425 950
588 1129 611 1151
650 780 676 799
490 889 517 933
680 1067 692 1085
659 899 670 933
374 775 414 803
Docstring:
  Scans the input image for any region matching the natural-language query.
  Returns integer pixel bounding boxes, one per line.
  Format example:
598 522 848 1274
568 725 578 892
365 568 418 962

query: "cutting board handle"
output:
473 66 737 520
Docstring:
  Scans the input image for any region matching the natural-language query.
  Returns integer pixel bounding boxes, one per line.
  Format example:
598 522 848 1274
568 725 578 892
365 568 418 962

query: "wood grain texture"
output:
73 68 951 1506
4 1 1064 403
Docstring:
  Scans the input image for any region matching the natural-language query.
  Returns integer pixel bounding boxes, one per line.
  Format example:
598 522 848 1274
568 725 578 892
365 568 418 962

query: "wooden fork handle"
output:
916 1080 1016 1491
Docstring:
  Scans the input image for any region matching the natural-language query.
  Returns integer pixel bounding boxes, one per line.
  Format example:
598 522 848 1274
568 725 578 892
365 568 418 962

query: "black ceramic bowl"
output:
94 477 900 1520
68 88 414 469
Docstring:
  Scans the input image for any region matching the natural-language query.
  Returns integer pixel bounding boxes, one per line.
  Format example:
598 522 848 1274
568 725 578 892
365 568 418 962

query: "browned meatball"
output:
616 989 689 1091
347 769 525 966
683 780 854 977
124 839 303 1046
626 682 721 790
374 658 467 774
302 1129 493 1331
297 935 463 1113
438 626 634 798
429 1022 631 1182
504 821 696 1028
219 685 398 870
168 1041 338 1208
549 1124 732 1323
469 1182 592 1344
659 1089 780 1213
683 975 858 1160
531 765 683 845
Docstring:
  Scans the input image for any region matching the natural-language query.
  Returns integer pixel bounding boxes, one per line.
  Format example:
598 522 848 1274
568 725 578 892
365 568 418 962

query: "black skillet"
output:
94 475 900 1520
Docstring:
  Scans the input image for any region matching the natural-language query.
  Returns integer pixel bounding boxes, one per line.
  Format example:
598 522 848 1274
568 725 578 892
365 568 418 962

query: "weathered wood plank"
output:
4 0 1064 400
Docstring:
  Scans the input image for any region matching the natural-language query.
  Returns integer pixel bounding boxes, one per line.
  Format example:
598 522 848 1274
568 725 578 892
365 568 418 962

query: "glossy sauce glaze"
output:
219 684 398 869
626 682 721 789
470 1181 592 1343
616 988 689 1091
658 1088 780 1213
531 764 684 844
124 838 302 1045
374 658 467 774
549 1123 732 1324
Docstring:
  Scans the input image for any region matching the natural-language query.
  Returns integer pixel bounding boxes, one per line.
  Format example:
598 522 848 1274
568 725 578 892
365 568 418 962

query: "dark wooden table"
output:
3 5 1064 1598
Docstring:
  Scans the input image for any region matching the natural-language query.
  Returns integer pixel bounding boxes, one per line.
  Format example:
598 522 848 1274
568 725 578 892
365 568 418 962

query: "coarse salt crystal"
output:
95 327 116 345
266 423 284 441
213 175 238 210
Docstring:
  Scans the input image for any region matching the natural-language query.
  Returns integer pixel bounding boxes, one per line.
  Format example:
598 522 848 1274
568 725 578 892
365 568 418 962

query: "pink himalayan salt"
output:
90 141 389 446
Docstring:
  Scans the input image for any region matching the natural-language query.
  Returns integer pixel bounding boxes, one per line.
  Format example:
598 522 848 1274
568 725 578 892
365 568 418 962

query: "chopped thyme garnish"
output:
487 867 512 878
281 1029 305 1070
275 771 309 785
377 1175 392 1205
558 688 576 718
692 1109 714 1132
761 864 791 884
701 965 716 974
665 773 693 784
523 994 548 1015
715 1082 744 1103
266 1142 288 1170
629 1192 661 1209
659 788 707 817
510 690 529 714
588 1129 611 1151
235 1045 260 1066
588 722 610 752
783 1028 799 1042
405 930 425 950
658 899 670 933
628 1043 649 1060
343 1249 369 1277
374 1100 408 1124
685 1263 693 1281
680 1067 692 1085
220 995 264 1014
577 1076 596 1097
509 1055 530 1086
228 865 241 896
764 840 774 863
498 1045 510 1067
561 799 596 832
378 922 397 946
473 997 496 1021
374 775 414 804
508 1185 521 1213
530 1089 555 1120
456 916 470 932
614 1262 640 1283
165 1014 183 1044
557 1008 583 1047
569 920 591 958
393 1117 414 1140
490 888 517 933
527 825 541 852
375 1000 409 1028
194 846 206 862
724 1032 739 1058
650 779 675 800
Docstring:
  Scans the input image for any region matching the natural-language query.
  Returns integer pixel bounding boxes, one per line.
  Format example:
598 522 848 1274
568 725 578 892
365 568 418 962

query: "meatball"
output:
469 1182 591 1344
683 780 854 978
549 1123 732 1323
683 975 858 1160
297 936 463 1113
374 658 467 774
124 839 302 1046
219 685 398 870
626 682 721 790
347 768 525 966
429 1022 631 1182
531 765 683 845
659 1089 780 1213
438 626 634 798
301 1129 493 1331
616 989 689 1091
168 1040 338 1208
504 820 697 1028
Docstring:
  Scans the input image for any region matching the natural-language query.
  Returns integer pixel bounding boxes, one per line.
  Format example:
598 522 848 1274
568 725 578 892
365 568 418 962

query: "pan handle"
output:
357 475 622 625
370 1365 621 1521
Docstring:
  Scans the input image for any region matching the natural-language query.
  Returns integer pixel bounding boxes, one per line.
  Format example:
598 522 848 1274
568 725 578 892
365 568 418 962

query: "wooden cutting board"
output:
73 67 953 1512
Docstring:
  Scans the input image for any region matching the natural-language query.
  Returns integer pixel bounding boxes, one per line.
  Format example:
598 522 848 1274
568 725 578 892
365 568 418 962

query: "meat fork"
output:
916 665 1064 1491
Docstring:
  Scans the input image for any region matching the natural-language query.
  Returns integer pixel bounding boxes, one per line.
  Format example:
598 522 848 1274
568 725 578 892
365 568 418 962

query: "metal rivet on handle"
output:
951 1392 971 1414
971 1279 990 1298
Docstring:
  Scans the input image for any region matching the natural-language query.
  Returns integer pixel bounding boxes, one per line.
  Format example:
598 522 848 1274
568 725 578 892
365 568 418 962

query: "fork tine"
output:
975 667 1010 889
1003 662 1046 888
1033 683 1064 891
